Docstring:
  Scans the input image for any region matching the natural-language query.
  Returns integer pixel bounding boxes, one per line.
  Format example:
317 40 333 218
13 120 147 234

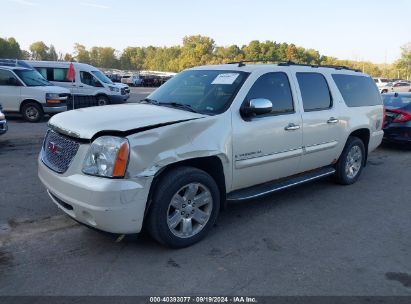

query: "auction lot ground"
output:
0 87 411 295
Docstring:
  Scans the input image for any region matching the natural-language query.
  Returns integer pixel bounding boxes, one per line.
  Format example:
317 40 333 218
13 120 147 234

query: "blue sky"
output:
2 0 410 63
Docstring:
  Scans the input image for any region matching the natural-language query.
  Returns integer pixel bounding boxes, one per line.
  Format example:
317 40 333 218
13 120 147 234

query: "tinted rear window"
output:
332 74 382 107
383 94 411 111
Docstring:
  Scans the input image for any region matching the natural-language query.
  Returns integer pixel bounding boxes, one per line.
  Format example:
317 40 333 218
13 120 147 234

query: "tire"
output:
96 95 109 106
21 102 43 123
334 136 365 185
146 166 220 248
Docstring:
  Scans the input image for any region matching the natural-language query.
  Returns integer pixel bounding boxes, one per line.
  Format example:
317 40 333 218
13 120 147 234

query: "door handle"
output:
284 123 301 131
79 85 84 88
327 117 339 124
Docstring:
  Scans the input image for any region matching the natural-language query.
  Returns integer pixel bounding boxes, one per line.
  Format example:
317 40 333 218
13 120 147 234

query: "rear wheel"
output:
147 167 220 248
21 102 43 122
334 137 365 185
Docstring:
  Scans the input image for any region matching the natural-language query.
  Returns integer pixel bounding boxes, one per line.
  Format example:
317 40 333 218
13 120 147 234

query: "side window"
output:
296 72 332 111
332 74 382 107
80 71 102 87
0 69 19 86
53 68 72 82
246 72 294 115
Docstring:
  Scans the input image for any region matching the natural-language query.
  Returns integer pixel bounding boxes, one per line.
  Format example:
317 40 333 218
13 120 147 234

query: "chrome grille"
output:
41 130 80 173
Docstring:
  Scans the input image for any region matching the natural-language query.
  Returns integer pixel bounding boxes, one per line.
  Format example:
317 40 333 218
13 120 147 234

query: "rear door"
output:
295 72 345 172
231 71 303 190
0 69 22 112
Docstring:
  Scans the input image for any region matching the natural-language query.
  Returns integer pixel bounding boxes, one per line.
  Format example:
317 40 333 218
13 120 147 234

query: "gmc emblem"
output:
47 142 62 155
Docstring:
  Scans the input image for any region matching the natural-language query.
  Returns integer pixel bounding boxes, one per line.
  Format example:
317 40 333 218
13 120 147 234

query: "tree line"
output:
1 35 410 79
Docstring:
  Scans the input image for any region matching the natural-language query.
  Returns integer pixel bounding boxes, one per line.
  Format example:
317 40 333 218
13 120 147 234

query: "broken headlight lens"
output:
82 136 129 178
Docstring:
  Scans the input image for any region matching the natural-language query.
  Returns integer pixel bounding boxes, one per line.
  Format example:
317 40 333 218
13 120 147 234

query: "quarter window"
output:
332 74 382 107
297 73 332 111
246 72 294 115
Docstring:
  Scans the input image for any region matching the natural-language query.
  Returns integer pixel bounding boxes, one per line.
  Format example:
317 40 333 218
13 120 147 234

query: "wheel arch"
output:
145 155 228 217
347 128 370 165
19 99 43 113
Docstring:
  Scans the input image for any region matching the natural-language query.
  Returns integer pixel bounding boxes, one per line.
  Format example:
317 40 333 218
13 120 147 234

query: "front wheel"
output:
146 167 220 248
21 102 43 122
334 137 365 185
96 95 109 106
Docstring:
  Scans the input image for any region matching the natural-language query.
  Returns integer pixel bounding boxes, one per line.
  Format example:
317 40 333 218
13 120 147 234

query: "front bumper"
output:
109 94 130 104
38 157 153 234
0 119 8 135
43 105 67 114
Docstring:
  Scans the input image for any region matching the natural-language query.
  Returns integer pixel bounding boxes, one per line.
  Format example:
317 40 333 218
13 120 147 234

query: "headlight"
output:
46 93 66 104
108 86 120 92
0 112 4 120
82 136 129 178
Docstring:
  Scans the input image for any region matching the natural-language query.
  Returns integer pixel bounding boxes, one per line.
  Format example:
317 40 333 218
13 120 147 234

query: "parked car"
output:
26 61 130 106
373 77 391 88
38 62 384 248
121 74 143 86
382 92 411 144
380 81 411 94
0 65 70 122
0 104 7 135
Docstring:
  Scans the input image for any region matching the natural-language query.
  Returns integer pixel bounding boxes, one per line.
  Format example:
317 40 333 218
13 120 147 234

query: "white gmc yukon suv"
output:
38 62 384 248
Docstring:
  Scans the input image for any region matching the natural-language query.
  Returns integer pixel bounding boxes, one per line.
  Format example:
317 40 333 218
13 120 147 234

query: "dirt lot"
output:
0 88 411 296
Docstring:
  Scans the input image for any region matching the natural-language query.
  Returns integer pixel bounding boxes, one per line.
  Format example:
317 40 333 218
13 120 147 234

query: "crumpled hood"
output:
48 104 205 140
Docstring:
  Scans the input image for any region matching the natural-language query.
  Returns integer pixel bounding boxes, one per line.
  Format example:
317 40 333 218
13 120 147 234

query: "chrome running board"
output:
227 166 336 202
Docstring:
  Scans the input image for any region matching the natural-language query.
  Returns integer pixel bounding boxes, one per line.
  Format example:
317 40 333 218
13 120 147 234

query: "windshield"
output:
146 70 249 115
14 69 51 87
91 70 113 84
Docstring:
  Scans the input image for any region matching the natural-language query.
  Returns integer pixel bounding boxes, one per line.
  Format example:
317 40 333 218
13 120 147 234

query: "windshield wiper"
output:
140 98 160 105
159 102 200 114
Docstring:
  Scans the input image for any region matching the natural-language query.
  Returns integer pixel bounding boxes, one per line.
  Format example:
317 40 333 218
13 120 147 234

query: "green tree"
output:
178 35 215 70
73 43 90 63
0 37 23 59
29 41 49 60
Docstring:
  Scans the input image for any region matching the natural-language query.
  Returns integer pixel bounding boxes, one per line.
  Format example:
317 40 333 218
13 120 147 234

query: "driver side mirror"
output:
241 98 273 118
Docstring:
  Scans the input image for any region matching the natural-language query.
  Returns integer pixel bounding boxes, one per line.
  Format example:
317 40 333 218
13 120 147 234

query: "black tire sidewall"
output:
335 137 365 185
147 167 220 248
97 96 109 106
22 103 43 123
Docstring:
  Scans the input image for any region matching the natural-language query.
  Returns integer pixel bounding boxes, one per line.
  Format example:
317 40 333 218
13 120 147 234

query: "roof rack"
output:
227 58 278 67
277 61 362 72
227 59 361 72
0 58 33 69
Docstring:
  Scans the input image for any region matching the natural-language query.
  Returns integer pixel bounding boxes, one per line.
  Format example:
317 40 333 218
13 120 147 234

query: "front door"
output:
0 69 22 112
231 71 303 191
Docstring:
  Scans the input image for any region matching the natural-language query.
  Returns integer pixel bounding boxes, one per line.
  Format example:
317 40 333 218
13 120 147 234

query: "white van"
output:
0 65 70 122
26 61 130 106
